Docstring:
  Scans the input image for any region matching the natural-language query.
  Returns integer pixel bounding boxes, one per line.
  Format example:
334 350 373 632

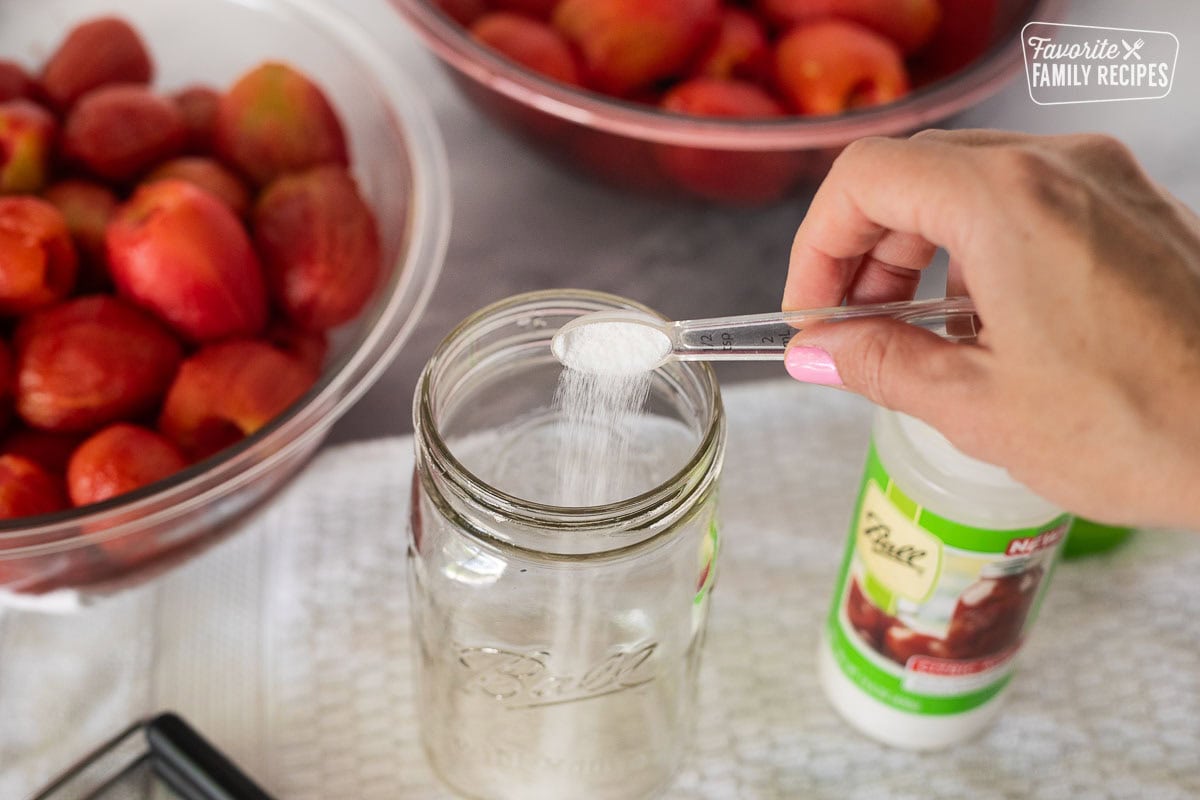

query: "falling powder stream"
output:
551 368 653 506
549 318 669 506
542 322 661 788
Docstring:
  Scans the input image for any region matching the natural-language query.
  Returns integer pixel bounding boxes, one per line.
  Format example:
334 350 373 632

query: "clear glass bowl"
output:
390 0 1064 204
0 0 451 609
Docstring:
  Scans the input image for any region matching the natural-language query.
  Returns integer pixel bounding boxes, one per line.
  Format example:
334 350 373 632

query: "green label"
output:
827 442 1070 716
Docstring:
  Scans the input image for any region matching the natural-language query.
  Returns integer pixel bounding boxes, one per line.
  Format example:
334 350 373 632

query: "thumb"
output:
784 318 987 420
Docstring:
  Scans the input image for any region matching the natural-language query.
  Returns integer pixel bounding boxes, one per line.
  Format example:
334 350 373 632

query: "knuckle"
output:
1061 133 1149 192
909 128 949 143
834 136 886 168
928 358 997 450
991 146 1052 185
854 332 903 408
988 146 1088 215
1071 133 1136 166
854 333 991 420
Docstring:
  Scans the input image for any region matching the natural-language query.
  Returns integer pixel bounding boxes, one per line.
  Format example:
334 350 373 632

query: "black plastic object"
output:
30 712 275 800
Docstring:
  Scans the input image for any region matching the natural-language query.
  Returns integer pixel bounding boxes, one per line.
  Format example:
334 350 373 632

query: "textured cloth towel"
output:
2 380 1198 799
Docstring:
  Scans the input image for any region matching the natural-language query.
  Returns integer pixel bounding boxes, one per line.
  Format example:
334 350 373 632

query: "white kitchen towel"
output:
2 379 1198 799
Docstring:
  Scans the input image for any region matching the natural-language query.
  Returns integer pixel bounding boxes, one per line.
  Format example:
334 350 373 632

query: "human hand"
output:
783 130 1200 530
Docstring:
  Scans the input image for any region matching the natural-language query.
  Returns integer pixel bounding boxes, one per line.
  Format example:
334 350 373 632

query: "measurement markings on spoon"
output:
760 328 795 346
698 331 737 350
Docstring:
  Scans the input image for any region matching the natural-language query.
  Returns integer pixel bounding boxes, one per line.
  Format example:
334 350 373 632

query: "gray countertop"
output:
329 0 1199 443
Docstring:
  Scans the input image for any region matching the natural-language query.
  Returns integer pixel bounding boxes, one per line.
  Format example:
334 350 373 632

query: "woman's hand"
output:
784 130 1200 529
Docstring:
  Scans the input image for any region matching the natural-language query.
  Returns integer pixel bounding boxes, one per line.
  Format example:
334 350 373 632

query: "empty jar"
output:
409 290 726 799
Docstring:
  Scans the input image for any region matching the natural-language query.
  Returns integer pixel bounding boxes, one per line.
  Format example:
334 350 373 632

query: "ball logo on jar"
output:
456 643 658 708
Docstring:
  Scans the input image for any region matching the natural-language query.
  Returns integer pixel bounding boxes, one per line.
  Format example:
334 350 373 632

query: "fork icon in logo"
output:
1122 38 1146 60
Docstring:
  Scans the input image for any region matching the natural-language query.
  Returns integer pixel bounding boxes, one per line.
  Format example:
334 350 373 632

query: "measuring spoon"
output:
551 296 979 375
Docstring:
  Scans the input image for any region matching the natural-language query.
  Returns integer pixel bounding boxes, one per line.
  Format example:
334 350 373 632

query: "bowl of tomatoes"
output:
391 0 1062 204
0 0 449 607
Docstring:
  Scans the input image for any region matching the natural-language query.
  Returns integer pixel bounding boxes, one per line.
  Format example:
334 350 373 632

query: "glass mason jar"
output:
409 290 725 799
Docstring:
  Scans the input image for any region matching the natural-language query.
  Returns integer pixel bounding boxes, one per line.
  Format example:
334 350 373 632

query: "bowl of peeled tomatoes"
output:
0 0 449 607
392 0 1062 204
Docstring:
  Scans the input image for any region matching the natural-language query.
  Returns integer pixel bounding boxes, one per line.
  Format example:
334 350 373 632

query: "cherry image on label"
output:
884 624 953 663
845 575 896 652
846 561 1045 667
944 565 1043 659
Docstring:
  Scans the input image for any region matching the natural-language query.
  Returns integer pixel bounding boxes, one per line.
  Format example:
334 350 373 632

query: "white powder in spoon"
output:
551 320 672 376
543 317 672 505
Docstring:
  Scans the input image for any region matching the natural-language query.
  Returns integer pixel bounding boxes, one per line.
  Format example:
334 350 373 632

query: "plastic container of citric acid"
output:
819 408 1069 750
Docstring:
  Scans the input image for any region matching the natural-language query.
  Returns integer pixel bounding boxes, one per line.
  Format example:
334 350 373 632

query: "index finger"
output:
783 136 988 311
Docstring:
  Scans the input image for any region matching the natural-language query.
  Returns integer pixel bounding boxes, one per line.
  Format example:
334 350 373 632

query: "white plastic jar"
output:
819 407 1069 750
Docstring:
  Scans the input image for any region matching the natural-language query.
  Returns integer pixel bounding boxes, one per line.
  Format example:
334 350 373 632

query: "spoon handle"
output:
670 296 979 362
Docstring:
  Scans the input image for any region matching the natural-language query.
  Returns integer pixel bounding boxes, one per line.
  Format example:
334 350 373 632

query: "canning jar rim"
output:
413 289 724 552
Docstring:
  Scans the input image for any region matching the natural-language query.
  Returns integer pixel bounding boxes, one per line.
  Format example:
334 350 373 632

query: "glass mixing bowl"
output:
391 0 1064 204
0 0 451 609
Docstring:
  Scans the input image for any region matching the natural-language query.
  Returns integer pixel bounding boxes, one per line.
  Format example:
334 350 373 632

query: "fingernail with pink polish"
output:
785 346 842 386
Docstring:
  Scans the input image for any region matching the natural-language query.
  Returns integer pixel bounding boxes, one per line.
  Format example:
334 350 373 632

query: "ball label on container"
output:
827 443 1069 715
854 481 943 609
